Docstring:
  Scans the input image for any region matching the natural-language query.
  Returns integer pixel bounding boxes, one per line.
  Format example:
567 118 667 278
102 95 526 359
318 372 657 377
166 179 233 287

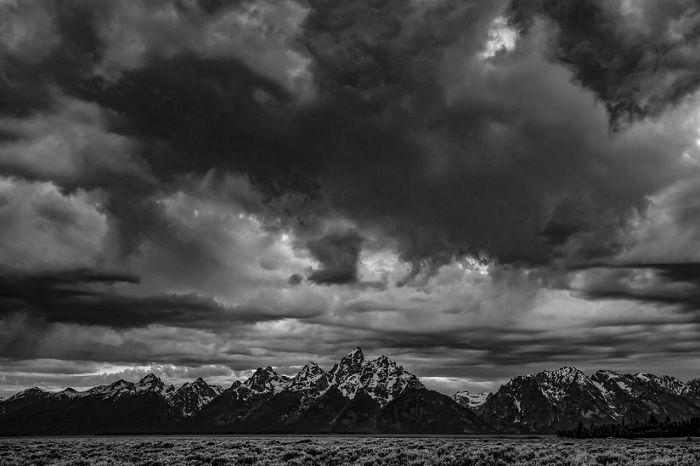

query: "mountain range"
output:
455 366 700 433
1 348 699 435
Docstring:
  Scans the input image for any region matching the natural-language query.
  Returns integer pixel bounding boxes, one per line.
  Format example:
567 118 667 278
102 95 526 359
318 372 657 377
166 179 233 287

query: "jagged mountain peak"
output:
327 349 364 392
248 365 281 377
532 366 585 381
552 366 583 375
138 373 163 388
137 373 175 395
516 367 592 393
81 375 173 399
188 377 210 388
6 387 49 402
340 347 365 367
179 377 206 389
364 354 415 377
635 373 685 395
85 379 136 399
244 366 290 395
56 387 80 399
368 355 402 370
542 366 588 384
110 379 133 388
291 362 326 384
325 349 424 407
169 377 221 417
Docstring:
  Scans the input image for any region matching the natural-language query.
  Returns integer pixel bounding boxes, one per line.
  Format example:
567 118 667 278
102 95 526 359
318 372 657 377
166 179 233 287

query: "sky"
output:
2 0 700 398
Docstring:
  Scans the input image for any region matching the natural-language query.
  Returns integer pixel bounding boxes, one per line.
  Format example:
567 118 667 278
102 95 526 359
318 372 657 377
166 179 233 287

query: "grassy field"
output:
1 436 700 465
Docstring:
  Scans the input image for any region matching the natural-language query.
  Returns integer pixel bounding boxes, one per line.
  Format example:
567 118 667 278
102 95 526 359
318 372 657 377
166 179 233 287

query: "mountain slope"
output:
168 377 222 417
479 367 700 433
0 376 180 435
191 366 290 430
239 362 330 429
379 386 488 434
590 370 700 424
684 379 700 400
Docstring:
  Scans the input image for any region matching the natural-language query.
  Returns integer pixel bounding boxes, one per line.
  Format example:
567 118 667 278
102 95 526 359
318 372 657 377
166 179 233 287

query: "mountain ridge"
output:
2 353 700 435
0 348 483 435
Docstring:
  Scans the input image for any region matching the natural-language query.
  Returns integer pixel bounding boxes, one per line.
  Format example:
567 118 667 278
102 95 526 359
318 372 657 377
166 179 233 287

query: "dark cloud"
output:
0 0 104 118
0 268 321 331
2 0 694 270
286 0 693 267
307 229 363 284
0 1 59 116
508 0 700 131
568 262 700 311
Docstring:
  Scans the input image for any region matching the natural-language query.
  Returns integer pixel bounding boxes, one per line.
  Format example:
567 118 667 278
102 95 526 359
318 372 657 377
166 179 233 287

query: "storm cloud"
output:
509 0 700 130
3 0 700 396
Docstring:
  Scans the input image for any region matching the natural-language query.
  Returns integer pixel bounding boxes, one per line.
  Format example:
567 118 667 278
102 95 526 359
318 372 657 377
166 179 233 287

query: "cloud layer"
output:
2 0 700 396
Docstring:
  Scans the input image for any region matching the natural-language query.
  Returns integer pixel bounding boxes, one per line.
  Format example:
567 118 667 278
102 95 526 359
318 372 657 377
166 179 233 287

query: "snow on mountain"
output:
168 377 222 417
683 379 700 399
326 348 423 407
592 370 645 399
243 366 291 396
84 374 176 400
55 388 81 399
288 362 329 393
358 355 423 407
327 347 366 397
86 379 137 399
479 367 620 433
478 366 700 433
534 366 594 403
137 373 175 395
3 355 698 436
452 390 490 409
636 373 685 395
5 387 51 402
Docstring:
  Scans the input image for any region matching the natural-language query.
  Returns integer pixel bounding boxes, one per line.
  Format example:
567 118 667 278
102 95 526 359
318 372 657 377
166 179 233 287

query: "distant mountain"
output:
453 390 490 409
2 356 700 435
589 370 700 424
477 367 700 433
0 375 180 435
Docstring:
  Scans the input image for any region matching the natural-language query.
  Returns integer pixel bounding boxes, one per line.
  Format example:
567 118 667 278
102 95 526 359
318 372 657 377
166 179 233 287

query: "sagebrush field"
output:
2 436 700 465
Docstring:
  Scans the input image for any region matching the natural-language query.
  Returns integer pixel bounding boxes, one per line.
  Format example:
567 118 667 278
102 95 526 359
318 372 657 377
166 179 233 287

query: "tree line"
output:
558 415 700 439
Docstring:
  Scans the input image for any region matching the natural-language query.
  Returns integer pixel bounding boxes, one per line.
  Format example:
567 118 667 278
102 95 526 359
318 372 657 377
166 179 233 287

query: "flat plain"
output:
1 436 700 465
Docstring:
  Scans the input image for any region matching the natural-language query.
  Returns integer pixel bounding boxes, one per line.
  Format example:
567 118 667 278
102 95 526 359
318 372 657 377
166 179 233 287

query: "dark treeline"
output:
558 416 700 439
